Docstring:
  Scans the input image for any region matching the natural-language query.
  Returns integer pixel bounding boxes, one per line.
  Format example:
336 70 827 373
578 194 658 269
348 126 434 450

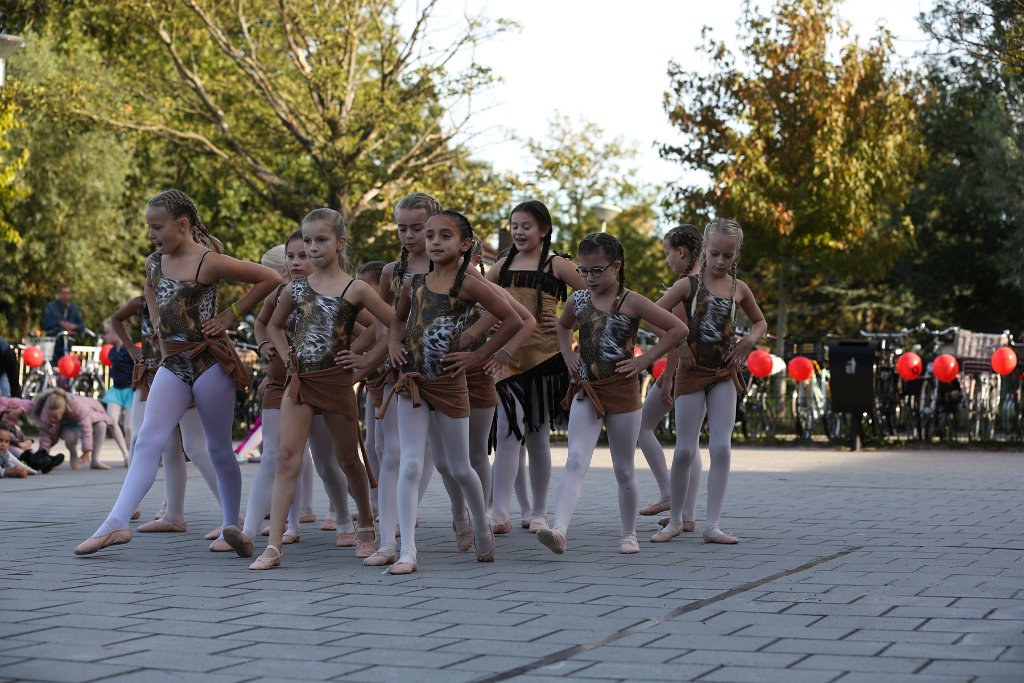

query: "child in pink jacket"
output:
31 389 112 470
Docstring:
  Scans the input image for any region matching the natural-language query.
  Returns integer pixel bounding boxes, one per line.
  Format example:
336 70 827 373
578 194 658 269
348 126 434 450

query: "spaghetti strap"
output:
340 277 356 301
195 250 212 283
614 290 629 314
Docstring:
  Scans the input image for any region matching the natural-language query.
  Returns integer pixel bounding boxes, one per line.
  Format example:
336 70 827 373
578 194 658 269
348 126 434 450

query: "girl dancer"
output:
538 233 685 555
74 189 280 555
651 218 766 545
247 208 393 570
367 193 466 564
379 210 522 573
110 295 222 537
487 200 587 534
637 225 703 522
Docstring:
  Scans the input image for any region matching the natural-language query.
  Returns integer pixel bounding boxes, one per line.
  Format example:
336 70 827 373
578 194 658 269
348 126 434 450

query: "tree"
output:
0 88 27 247
524 115 667 300
660 0 921 341
898 0 1024 333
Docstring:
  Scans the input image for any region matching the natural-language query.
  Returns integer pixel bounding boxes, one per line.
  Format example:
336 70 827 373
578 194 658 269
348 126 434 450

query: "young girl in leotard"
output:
248 209 394 569
74 189 280 556
380 210 522 573
487 201 587 535
538 232 685 555
637 225 703 524
651 218 767 545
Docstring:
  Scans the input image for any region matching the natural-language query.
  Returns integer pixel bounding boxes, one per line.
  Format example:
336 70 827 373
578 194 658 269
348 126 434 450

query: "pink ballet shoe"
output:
299 514 316 524
248 545 282 570
363 546 396 567
537 528 566 554
490 519 512 535
476 530 496 563
282 529 300 545
336 520 357 547
222 525 254 557
386 553 417 575
130 510 141 521
528 517 548 534
209 538 234 552
454 523 474 552
136 519 187 533
639 498 671 516
702 529 740 544
619 533 640 554
204 527 222 541
354 528 376 559
658 517 695 532
74 528 131 555
321 518 338 531
651 521 685 543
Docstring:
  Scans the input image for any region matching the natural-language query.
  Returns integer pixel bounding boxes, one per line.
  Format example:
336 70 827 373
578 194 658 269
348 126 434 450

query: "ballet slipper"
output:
321 518 338 531
136 519 187 533
130 510 141 521
619 533 640 554
651 521 685 543
639 498 671 516
658 517 695 532
454 524 474 552
204 526 222 541
537 528 566 554
363 546 396 567
248 545 282 570
476 529 496 563
208 538 234 552
528 516 548 534
336 519 357 547
490 519 512 535
282 529 300 545
222 525 254 557
354 528 376 559
74 528 131 555
703 529 740 544
386 553 417 575
299 514 316 524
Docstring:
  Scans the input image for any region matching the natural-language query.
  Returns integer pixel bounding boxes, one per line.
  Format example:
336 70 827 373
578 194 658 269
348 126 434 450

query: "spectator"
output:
31 388 111 470
0 398 35 456
41 284 85 363
0 423 35 478
0 336 20 397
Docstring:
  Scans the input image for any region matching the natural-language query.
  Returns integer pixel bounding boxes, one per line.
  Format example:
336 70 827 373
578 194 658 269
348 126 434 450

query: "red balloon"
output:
58 353 82 379
991 347 1018 376
895 352 923 381
22 345 44 369
787 356 814 382
99 344 114 367
933 354 959 383
746 350 773 378
651 356 667 380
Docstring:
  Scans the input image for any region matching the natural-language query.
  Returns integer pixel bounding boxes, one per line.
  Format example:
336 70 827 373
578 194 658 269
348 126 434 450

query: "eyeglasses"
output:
576 264 613 278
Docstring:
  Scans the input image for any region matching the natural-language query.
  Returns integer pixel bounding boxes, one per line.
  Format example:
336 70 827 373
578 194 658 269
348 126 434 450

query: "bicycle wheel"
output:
22 371 50 401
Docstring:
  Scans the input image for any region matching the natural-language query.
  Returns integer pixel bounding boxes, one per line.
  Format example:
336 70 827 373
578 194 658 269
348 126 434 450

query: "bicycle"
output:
68 328 107 399
858 328 916 440
20 331 73 400
916 325 961 442
955 329 1011 443
782 338 828 441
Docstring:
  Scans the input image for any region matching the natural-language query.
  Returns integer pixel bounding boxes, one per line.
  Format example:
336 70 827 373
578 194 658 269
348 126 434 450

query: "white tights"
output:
491 388 552 525
162 408 220 523
551 397 642 538
469 406 494 506
396 397 489 562
669 382 736 535
637 383 701 520
95 366 240 535
364 392 382 514
242 409 299 536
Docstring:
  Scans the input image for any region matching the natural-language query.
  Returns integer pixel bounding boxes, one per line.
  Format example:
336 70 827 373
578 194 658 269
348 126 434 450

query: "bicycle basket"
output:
783 338 823 363
955 329 1007 374
23 336 57 359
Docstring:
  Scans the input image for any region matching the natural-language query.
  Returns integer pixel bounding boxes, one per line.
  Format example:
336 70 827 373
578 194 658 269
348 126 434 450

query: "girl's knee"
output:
673 447 697 468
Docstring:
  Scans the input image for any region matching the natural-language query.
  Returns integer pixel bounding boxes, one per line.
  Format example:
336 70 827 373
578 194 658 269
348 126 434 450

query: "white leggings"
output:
241 409 300 536
130 391 220 521
105 403 131 460
491 387 552 524
551 397 642 537
396 397 489 561
306 416 352 523
96 365 240 535
364 392 382 513
469 406 495 505
637 383 701 520
669 382 736 533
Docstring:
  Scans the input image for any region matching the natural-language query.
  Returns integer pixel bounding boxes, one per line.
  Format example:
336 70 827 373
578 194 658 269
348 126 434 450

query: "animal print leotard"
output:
150 252 219 385
402 274 471 378
289 277 358 374
573 289 639 381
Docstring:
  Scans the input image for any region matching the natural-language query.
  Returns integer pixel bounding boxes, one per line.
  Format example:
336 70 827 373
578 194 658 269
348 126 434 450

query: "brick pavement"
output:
1 443 1022 682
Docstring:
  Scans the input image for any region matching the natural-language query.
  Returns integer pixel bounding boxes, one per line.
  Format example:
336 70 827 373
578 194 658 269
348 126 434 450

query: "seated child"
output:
1 423 34 478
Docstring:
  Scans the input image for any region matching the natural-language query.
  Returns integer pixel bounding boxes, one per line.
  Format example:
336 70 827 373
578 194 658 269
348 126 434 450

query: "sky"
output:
410 0 933 195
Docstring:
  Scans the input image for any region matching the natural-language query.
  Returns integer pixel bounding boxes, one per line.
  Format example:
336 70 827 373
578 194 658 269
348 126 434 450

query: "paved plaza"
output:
1 442 1023 683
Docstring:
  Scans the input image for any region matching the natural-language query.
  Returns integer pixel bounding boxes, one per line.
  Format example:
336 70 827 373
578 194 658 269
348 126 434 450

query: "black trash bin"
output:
828 340 878 450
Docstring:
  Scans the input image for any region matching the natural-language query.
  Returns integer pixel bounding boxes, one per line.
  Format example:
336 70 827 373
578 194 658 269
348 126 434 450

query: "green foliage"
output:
524 115 667 301
0 89 28 247
660 0 921 339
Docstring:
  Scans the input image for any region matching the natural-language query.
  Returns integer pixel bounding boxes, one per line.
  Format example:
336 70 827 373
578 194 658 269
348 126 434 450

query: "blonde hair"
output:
147 189 225 253
261 244 287 272
692 218 743 318
302 208 350 273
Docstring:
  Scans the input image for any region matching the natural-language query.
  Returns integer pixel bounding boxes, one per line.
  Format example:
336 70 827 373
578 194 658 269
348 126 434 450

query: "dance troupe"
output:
72 189 767 574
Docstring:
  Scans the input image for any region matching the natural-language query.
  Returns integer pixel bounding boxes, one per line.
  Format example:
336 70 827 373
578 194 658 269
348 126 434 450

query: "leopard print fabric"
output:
572 289 639 381
289 277 357 374
403 273 471 378
149 253 218 384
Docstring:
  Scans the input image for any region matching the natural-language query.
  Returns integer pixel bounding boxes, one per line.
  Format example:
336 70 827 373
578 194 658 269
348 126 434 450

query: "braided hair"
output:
393 192 443 297
433 210 476 309
357 260 386 286
498 200 554 317
302 208 350 273
692 218 743 319
578 232 626 303
664 224 702 279
471 239 486 276
286 229 303 247
147 189 224 254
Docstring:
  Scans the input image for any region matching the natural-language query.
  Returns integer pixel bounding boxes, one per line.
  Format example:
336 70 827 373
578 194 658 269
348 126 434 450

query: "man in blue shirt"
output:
41 284 84 363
